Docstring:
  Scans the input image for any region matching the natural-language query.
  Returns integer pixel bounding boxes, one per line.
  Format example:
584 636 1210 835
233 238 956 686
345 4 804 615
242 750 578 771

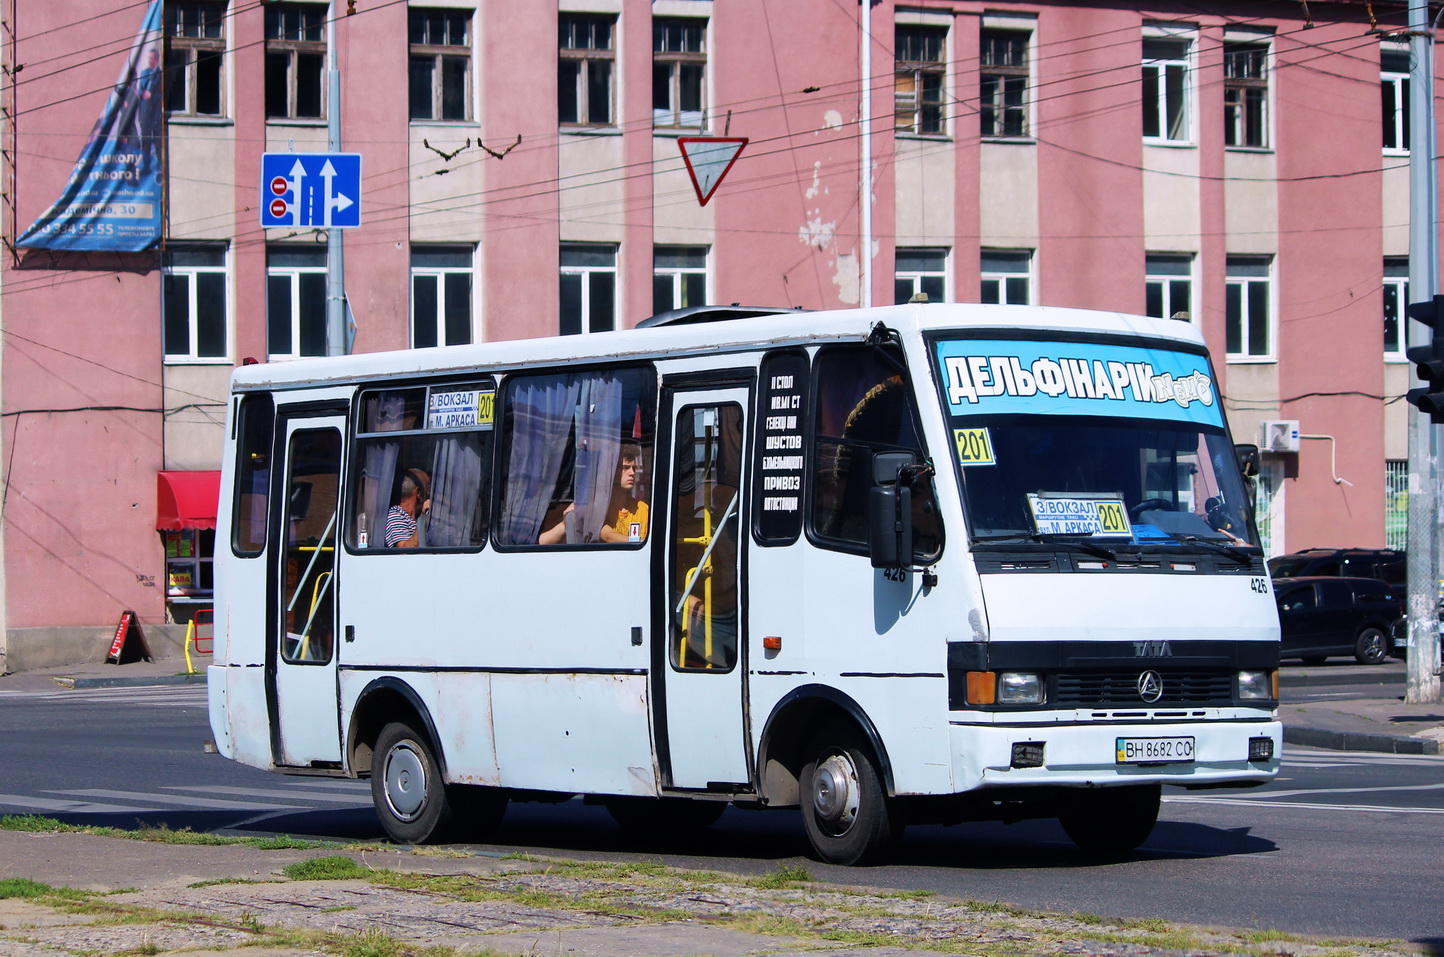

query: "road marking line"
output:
162 785 368 803
52 789 302 811
0 793 151 814
1168 796 1444 814
1230 782 1444 799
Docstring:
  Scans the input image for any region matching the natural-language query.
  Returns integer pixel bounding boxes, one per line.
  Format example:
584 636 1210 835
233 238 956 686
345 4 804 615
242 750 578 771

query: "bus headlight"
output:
997 672 1044 705
1237 670 1275 701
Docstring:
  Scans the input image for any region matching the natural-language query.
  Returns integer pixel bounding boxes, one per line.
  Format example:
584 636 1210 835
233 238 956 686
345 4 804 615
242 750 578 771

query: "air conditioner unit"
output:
1258 419 1301 453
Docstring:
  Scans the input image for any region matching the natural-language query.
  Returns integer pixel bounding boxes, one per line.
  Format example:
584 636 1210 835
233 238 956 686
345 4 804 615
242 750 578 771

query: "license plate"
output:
1116 736 1195 764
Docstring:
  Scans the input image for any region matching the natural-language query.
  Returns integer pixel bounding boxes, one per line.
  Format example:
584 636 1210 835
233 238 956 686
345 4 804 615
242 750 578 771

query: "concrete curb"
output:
1282 725 1440 755
54 673 207 690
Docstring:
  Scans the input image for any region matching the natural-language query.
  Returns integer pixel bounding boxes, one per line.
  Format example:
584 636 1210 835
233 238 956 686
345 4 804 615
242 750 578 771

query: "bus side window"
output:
351 384 492 551
232 394 274 557
810 347 941 561
497 368 656 547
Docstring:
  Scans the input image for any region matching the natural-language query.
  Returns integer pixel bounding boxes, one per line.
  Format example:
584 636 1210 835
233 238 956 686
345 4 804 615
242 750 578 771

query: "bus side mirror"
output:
1235 443 1259 478
868 452 916 570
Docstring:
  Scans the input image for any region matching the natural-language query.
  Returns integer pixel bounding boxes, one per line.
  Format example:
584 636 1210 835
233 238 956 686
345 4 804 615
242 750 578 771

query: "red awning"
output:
157 470 221 531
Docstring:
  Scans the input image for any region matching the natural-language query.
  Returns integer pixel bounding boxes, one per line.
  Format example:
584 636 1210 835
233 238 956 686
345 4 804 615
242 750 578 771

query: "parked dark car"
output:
1267 548 1405 603
1272 576 1401 665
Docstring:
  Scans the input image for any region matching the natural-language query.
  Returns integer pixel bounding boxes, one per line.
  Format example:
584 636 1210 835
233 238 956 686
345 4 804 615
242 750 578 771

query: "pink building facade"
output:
0 0 1433 667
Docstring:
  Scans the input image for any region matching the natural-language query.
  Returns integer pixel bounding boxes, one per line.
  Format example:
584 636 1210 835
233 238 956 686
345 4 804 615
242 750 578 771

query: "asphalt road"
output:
0 680 1440 949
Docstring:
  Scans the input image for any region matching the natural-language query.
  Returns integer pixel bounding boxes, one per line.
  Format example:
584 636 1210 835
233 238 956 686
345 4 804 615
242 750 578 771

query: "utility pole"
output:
1405 0 1443 704
325 1 347 356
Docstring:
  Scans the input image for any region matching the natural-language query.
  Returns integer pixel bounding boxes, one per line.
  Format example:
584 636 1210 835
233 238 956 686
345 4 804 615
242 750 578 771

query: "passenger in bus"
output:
384 468 430 547
537 444 648 544
599 443 648 543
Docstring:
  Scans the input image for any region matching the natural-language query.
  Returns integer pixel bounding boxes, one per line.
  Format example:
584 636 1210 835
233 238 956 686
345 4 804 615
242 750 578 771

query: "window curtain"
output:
499 375 581 544
428 434 482 547
359 393 405 547
569 374 623 542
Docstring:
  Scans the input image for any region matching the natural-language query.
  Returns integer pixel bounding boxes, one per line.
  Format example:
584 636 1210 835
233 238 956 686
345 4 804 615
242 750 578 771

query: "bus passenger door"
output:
270 414 345 768
657 388 750 789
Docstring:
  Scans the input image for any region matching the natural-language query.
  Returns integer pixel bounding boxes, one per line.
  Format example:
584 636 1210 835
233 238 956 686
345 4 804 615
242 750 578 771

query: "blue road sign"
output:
260 153 362 228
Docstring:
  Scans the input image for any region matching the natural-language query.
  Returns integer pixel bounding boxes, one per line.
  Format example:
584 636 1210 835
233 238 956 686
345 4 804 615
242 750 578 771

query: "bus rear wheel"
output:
372 720 456 845
1058 784 1161 854
800 724 899 866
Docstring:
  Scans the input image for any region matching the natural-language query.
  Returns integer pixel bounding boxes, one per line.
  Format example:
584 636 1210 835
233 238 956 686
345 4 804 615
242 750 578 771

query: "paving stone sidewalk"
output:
0 830 1428 957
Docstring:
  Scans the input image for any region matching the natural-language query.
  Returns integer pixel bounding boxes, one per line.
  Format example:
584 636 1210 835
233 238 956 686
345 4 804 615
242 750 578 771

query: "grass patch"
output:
187 877 273 889
0 878 93 903
0 815 339 849
750 864 812 889
284 855 370 881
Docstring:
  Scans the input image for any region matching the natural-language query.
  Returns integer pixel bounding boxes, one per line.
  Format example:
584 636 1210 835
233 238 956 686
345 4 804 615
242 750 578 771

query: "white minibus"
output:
209 302 1281 864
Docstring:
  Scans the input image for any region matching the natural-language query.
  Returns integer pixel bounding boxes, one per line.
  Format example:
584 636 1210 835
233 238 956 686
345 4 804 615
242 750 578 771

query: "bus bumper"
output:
948 718 1282 791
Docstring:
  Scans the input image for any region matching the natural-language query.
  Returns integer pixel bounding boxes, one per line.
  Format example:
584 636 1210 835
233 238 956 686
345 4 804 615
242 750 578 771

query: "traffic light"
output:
1406 295 1444 422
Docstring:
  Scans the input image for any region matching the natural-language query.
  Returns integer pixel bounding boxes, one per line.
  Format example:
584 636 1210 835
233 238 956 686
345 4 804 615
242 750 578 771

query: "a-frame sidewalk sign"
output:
677 136 748 206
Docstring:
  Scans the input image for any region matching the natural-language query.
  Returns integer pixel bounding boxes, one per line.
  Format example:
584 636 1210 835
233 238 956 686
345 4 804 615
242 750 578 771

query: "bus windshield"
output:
932 334 1258 550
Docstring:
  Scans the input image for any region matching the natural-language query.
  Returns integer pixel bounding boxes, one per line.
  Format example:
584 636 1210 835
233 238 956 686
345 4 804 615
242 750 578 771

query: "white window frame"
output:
1382 44 1410 155
653 17 707 131
895 247 949 303
1142 31 1192 145
411 246 475 348
980 249 1032 304
653 245 709 313
1145 252 1195 321
1384 258 1408 360
560 243 618 336
163 245 230 363
267 250 328 360
163 0 227 118
1225 255 1274 361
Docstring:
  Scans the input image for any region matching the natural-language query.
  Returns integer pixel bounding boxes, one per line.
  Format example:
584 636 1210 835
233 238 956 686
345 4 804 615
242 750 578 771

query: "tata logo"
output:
1132 640 1173 657
1137 670 1164 703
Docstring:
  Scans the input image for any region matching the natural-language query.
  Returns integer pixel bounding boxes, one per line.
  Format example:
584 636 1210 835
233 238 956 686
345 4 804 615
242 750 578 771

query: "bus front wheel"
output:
800 724 899 865
1058 783 1161 854
372 720 455 845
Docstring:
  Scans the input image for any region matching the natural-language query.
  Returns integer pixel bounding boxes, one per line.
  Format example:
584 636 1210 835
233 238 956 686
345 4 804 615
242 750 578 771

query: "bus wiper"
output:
1171 535 1255 562
976 533 1118 561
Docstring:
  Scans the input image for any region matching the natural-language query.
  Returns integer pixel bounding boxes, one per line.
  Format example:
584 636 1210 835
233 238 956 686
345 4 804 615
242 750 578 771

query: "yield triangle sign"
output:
677 136 748 206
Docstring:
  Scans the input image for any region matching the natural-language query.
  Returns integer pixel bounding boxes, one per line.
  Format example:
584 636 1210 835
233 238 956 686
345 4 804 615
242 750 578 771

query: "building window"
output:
560 243 617 335
1225 255 1272 358
163 245 228 361
980 249 1031 304
895 248 947 303
653 245 708 313
409 8 470 121
164 1 225 116
1384 258 1409 358
165 529 214 599
559 14 615 127
980 29 1029 138
895 25 946 135
1385 459 1408 550
411 246 473 348
1382 45 1410 153
265 2 325 120
1145 253 1194 320
653 18 706 130
1223 41 1268 148
1142 36 1190 142
267 246 327 359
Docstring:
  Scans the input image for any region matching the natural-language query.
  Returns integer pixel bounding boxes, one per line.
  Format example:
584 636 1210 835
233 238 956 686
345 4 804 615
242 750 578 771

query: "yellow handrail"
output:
678 504 715 668
296 570 332 661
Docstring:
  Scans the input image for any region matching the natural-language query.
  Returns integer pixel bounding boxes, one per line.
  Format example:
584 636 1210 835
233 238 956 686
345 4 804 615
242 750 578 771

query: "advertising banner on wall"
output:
16 0 164 252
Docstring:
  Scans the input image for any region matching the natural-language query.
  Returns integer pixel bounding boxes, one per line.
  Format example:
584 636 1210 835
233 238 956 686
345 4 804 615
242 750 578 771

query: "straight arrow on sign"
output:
677 136 747 206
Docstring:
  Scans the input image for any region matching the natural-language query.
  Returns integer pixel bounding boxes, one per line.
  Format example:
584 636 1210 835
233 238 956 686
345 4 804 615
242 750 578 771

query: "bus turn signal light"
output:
763 636 782 651
965 671 995 705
